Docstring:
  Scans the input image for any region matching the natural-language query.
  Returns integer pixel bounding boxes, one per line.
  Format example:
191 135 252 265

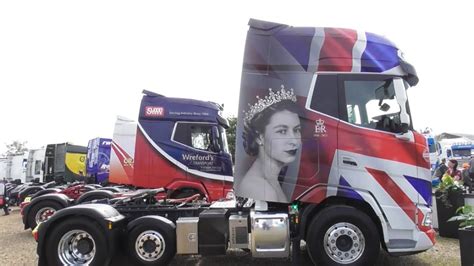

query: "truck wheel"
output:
45 219 108 266
306 205 380 266
27 200 63 229
127 221 176 265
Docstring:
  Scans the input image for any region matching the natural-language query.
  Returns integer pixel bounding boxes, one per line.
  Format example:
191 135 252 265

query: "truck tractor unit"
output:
107 90 234 202
43 143 88 183
109 116 137 186
35 19 434 266
86 137 112 184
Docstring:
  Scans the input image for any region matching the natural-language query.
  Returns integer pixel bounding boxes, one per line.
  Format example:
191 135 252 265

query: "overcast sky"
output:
1 1 473 152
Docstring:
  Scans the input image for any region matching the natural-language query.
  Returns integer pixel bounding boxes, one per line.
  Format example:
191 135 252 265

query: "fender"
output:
297 184 390 244
75 190 114 204
19 186 44 200
127 215 175 232
97 187 122 193
30 188 62 200
37 204 125 266
165 180 210 199
23 193 72 229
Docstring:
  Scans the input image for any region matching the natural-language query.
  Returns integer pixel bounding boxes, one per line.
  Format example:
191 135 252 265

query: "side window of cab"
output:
173 122 213 151
338 74 410 134
308 74 339 118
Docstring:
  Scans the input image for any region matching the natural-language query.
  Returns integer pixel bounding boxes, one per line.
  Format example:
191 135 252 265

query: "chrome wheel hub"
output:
324 222 365 264
58 230 96 265
135 230 165 262
35 207 56 224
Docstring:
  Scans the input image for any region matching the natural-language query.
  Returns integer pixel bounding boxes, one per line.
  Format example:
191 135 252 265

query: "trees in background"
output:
226 116 237 163
2 141 28 157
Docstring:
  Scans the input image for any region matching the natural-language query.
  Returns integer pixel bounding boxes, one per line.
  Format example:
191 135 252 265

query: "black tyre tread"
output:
127 222 176 265
45 218 108 266
306 205 380 266
27 200 63 230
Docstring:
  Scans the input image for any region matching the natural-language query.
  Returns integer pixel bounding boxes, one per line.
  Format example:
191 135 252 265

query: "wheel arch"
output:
75 190 114 204
23 193 71 229
300 190 389 248
127 215 176 232
166 180 210 199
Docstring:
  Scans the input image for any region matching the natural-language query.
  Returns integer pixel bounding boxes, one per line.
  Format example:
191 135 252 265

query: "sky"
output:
1 0 473 153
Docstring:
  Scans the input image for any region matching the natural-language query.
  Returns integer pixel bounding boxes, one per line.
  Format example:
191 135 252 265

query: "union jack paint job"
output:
236 19 433 253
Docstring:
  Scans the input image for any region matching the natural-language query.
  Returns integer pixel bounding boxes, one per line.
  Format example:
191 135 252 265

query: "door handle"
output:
342 157 358 166
395 132 414 142
395 134 410 141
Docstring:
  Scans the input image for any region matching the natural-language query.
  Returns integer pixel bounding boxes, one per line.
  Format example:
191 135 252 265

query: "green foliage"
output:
436 173 464 208
226 116 237 163
448 205 474 228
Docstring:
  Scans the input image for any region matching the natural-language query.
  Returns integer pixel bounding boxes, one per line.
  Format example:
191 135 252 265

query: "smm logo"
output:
145 106 165 117
101 141 112 146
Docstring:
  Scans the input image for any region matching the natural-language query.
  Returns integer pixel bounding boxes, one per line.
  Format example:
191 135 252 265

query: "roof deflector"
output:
142 90 164 97
248 19 287 32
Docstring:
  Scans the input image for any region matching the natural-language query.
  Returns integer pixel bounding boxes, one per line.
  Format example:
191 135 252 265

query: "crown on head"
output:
243 85 297 125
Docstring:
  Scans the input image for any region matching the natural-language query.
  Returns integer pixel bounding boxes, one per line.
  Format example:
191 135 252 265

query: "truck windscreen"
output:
452 149 471 157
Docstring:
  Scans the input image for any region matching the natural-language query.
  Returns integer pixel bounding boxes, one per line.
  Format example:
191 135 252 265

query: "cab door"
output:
336 74 420 231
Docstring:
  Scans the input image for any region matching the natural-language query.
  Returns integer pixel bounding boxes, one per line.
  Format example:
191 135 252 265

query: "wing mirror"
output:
210 126 221 153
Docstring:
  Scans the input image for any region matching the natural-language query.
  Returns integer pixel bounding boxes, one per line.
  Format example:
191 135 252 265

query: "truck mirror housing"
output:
211 126 221 153
393 78 411 128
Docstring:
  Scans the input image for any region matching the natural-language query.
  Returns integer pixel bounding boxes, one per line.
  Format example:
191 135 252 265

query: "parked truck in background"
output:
6 153 28 183
86 138 112 184
109 116 137 185
0 158 7 179
35 19 434 266
106 95 234 202
422 132 439 174
26 148 46 183
438 136 474 166
43 143 87 183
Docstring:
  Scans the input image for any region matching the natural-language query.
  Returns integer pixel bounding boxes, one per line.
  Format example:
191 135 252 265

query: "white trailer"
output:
7 153 29 183
0 158 7 180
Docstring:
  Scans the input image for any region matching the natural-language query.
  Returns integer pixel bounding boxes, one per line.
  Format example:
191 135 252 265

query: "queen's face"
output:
260 110 301 165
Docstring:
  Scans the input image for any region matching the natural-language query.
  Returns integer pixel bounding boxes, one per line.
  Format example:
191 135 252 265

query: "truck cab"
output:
132 90 234 201
86 138 112 184
235 19 434 261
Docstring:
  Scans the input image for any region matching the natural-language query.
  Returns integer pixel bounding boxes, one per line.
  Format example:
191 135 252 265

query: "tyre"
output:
127 221 176 265
306 205 380 266
45 218 108 266
27 200 63 230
